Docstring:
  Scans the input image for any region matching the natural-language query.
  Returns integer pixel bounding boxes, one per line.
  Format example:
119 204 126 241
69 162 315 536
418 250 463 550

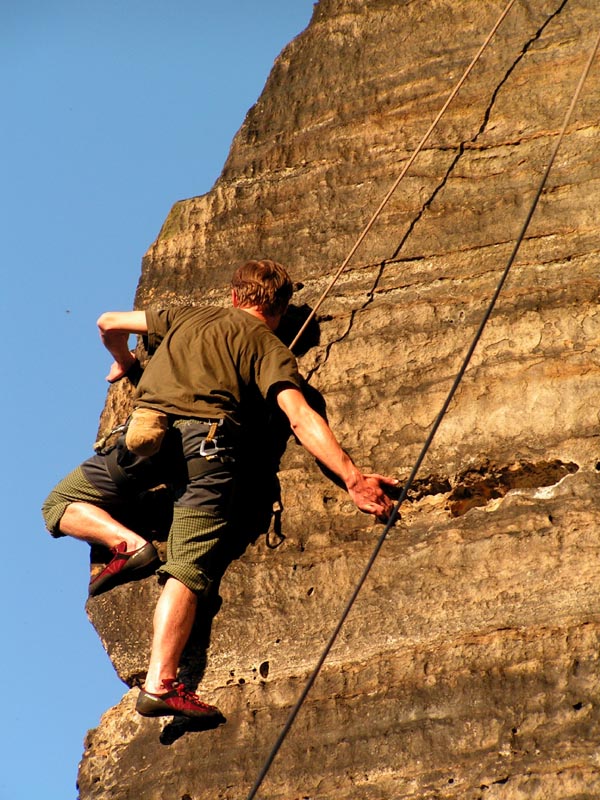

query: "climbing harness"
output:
97 416 234 491
245 18 600 800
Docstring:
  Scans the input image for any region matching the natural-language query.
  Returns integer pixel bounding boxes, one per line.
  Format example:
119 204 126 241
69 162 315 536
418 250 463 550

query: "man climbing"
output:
42 259 396 722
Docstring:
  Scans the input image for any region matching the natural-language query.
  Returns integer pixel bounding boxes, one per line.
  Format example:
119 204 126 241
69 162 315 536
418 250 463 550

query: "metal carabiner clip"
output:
199 437 221 459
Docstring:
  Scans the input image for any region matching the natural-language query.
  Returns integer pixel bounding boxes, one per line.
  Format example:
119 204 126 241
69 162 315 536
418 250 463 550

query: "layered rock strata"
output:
81 0 600 797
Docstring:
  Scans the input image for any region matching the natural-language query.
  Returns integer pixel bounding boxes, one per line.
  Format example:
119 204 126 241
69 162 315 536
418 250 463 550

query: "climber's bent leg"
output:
42 462 159 595
59 502 148 551
42 463 151 551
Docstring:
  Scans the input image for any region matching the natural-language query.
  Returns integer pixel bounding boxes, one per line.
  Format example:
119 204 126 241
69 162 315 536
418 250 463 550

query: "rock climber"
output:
42 259 397 721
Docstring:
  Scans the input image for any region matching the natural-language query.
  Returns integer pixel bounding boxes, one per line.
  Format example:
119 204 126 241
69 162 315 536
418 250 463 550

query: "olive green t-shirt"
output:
135 306 302 429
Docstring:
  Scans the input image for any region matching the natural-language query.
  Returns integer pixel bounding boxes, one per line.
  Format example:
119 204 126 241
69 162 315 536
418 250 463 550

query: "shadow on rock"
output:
159 711 227 745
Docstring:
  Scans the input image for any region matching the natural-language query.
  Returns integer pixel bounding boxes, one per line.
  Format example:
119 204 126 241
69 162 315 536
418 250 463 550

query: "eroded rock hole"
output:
447 459 578 517
404 475 451 502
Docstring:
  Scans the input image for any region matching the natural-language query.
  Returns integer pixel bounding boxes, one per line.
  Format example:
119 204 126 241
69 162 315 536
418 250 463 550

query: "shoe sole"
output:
136 691 223 720
89 543 159 597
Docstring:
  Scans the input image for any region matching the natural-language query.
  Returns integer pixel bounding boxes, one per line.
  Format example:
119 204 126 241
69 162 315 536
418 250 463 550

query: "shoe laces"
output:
163 679 207 706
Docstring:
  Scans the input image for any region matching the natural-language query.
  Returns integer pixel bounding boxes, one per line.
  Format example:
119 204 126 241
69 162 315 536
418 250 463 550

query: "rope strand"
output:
289 0 518 352
245 26 600 800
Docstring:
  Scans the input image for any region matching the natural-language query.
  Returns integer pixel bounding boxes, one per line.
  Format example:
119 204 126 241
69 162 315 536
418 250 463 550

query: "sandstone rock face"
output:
80 1 600 798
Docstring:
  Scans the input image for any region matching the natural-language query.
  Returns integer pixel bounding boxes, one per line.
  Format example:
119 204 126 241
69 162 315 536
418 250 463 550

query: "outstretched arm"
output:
97 311 148 383
275 385 397 522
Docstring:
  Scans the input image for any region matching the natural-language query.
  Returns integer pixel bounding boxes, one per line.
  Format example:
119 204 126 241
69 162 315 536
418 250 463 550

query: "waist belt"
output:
104 417 235 490
175 418 235 461
185 456 229 480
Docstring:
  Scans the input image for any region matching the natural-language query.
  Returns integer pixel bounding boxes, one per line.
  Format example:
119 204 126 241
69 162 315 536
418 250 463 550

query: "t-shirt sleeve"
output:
255 341 303 400
143 308 178 355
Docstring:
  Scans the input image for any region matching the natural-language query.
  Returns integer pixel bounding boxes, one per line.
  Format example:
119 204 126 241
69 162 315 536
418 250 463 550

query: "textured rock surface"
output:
80 0 600 797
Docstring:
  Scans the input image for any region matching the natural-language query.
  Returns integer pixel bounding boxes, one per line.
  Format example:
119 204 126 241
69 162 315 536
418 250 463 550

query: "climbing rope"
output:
289 0 518 352
246 24 600 800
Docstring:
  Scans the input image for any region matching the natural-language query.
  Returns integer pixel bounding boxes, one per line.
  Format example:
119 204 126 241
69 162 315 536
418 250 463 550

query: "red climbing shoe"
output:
136 680 224 720
88 541 158 597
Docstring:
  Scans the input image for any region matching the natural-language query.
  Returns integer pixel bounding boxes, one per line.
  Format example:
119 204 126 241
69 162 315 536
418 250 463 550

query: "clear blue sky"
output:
0 3 313 798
